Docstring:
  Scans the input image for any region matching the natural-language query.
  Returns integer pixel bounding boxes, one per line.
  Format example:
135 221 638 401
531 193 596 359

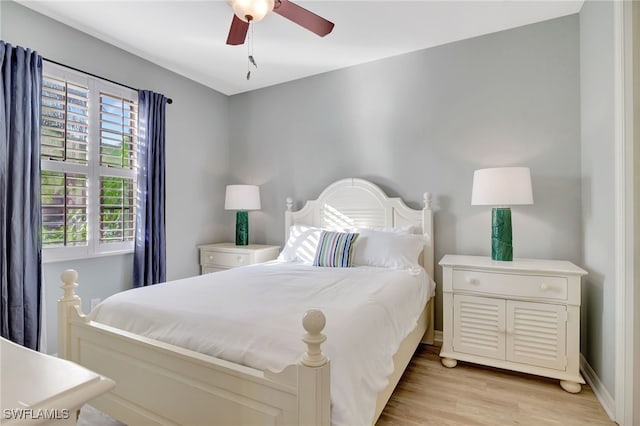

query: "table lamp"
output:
471 167 533 261
225 185 261 246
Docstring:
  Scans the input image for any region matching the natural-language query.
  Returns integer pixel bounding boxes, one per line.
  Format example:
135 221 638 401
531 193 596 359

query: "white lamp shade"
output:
471 167 534 206
225 185 261 210
232 0 275 22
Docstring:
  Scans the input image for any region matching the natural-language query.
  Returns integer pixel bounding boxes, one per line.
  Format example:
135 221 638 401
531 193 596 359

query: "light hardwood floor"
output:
377 345 614 426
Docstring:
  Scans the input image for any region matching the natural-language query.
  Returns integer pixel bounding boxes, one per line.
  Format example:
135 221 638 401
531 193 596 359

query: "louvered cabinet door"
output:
506 300 567 370
452 294 506 360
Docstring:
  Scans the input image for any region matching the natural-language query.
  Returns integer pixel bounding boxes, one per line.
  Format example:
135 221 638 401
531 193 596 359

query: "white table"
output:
439 255 587 393
1 337 114 425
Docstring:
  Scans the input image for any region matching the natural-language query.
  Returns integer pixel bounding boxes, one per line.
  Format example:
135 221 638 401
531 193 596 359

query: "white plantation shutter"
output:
100 176 136 243
100 93 137 170
41 62 138 260
98 92 137 246
41 73 90 252
41 171 88 247
41 76 89 164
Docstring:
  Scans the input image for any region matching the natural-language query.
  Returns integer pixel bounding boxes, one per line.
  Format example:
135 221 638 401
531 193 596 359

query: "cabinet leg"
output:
441 357 457 368
560 380 582 393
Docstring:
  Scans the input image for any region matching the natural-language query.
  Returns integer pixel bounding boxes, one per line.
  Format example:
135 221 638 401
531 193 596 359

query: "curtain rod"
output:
43 58 173 104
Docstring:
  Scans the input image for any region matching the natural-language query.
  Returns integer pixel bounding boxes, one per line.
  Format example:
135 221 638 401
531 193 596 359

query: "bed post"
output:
285 197 294 242
422 192 434 279
422 192 435 345
298 309 330 426
58 269 81 360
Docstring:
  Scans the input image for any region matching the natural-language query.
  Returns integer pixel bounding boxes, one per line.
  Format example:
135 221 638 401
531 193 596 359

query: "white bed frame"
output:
58 178 434 425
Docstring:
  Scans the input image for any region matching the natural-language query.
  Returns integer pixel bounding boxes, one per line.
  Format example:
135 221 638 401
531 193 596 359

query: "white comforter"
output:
91 262 434 426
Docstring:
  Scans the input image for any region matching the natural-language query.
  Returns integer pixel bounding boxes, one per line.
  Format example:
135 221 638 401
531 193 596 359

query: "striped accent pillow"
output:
313 231 359 267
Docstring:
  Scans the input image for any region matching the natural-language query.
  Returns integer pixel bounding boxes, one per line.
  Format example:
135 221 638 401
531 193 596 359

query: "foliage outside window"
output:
41 63 138 261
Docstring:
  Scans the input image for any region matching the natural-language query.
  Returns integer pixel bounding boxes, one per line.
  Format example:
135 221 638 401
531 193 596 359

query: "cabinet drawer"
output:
201 266 226 274
452 270 567 301
201 250 250 268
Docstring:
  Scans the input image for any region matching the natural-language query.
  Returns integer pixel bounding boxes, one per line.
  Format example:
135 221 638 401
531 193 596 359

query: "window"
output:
41 63 138 261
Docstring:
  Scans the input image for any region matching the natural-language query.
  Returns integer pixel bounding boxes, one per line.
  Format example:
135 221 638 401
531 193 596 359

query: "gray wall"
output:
228 15 582 331
578 0 616 398
1 1 231 354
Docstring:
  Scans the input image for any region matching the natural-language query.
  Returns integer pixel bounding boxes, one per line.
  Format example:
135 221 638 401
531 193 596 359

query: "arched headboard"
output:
285 178 434 278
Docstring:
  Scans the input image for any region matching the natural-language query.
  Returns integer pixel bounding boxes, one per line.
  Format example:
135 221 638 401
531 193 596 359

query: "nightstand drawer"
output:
198 243 280 274
452 269 568 301
202 266 226 274
201 250 250 268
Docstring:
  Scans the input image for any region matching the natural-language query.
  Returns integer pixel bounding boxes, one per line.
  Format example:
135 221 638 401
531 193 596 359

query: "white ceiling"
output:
17 1 583 96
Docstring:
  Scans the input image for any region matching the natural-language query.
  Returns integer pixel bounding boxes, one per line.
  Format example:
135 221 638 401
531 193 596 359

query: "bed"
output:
58 178 435 425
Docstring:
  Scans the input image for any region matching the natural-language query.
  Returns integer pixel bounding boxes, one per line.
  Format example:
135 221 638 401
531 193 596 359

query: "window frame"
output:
42 62 138 263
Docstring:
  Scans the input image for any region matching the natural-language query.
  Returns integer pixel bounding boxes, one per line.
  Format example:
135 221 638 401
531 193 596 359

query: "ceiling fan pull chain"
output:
246 21 252 80
246 20 258 80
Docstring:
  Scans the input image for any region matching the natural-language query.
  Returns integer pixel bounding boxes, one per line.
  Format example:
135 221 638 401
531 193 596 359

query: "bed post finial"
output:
423 192 432 209
301 309 328 367
286 197 293 212
61 269 80 301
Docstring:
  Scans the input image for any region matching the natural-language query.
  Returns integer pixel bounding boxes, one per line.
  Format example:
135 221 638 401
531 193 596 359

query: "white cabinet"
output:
439 255 587 393
1 337 114 425
198 243 280 274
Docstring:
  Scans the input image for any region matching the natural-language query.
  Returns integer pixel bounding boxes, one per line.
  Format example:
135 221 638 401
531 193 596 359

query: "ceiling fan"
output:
226 0 335 45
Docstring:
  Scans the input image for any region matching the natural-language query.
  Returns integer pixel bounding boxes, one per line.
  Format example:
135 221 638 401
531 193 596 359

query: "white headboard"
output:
285 178 434 278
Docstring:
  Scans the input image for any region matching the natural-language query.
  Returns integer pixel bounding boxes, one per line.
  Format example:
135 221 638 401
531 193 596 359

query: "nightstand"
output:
439 254 587 393
198 243 280 274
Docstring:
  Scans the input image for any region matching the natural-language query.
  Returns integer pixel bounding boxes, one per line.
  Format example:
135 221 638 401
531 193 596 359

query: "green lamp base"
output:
491 207 513 261
235 211 249 246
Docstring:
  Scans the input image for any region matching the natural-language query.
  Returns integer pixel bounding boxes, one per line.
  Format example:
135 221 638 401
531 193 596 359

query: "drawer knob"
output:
237 256 244 263
465 277 479 285
540 283 549 291
208 255 213 260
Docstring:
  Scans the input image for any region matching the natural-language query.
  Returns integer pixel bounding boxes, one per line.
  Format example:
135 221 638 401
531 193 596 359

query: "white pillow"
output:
278 224 324 264
352 228 425 269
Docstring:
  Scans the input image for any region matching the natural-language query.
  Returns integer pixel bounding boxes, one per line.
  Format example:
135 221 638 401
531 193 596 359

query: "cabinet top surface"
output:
198 243 280 252
439 255 587 275
1 337 106 409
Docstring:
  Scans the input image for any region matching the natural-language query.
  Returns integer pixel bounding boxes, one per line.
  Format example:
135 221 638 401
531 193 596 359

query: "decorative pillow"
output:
352 229 425 269
313 231 359 267
278 224 324 264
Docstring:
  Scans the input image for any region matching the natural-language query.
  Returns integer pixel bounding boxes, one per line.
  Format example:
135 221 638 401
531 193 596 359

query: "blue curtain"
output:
133 90 166 287
0 41 43 350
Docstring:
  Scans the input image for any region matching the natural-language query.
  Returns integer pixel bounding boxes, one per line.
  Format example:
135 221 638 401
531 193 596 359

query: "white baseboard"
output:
580 353 616 421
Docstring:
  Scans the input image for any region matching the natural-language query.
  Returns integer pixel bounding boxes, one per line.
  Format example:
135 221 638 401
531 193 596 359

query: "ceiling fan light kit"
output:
232 0 274 23
226 0 335 46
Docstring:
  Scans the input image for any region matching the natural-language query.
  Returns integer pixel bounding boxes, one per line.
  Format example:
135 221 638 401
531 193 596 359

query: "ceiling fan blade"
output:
226 15 249 45
273 0 334 37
